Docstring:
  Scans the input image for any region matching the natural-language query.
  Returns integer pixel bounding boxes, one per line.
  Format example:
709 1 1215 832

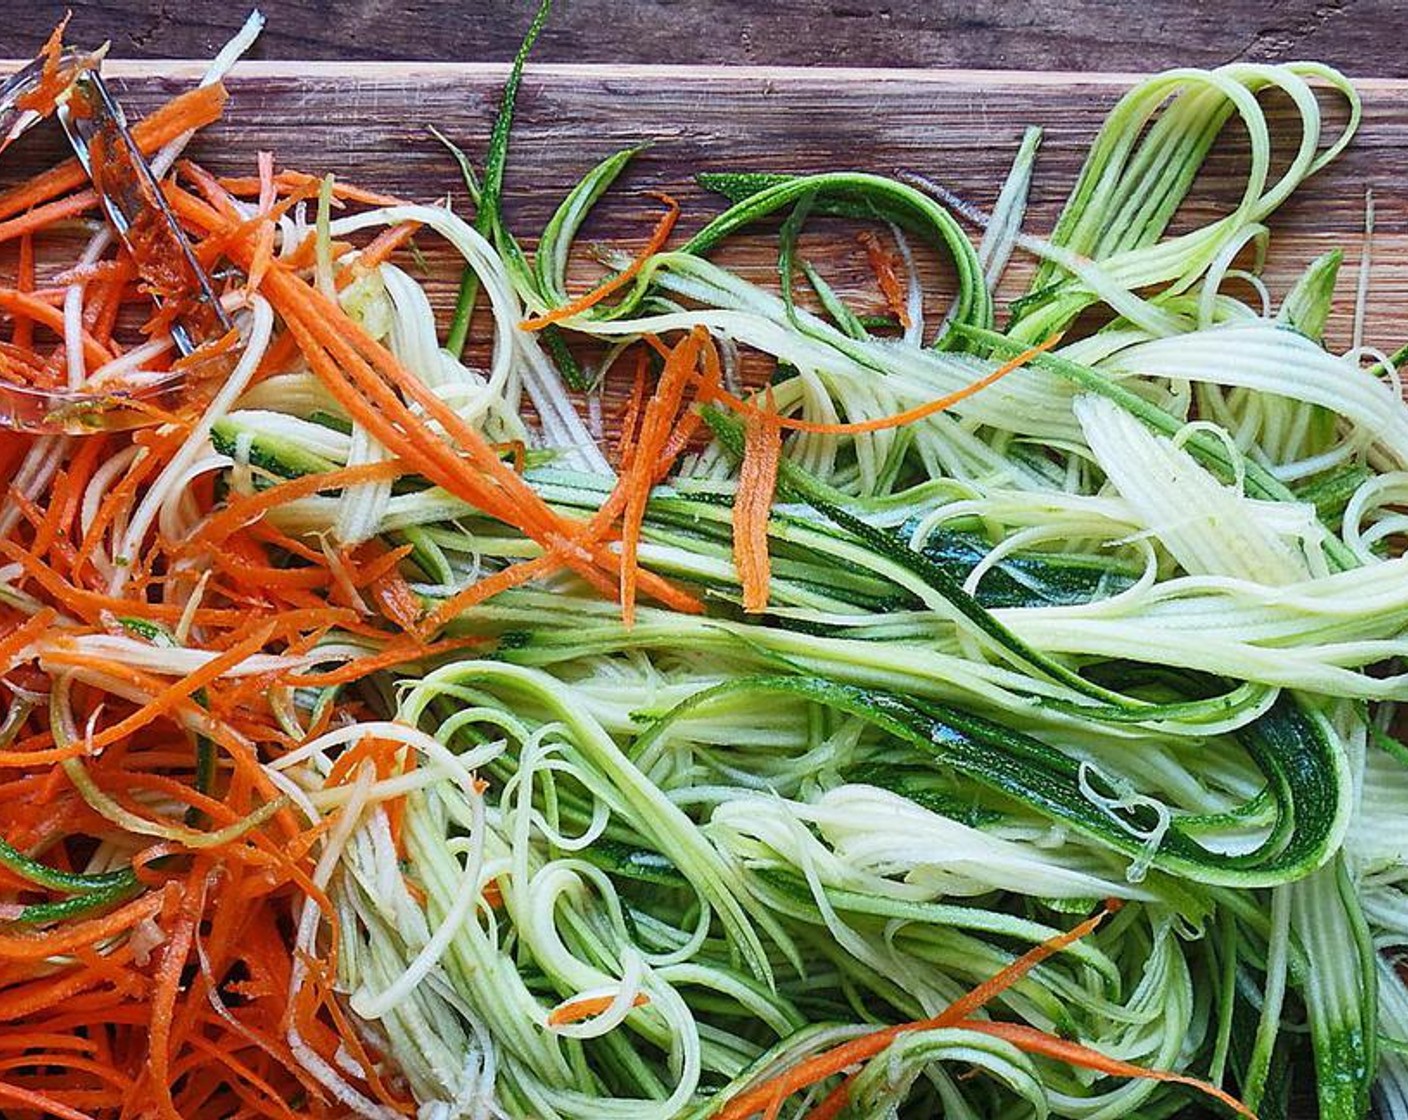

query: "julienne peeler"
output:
0 46 237 433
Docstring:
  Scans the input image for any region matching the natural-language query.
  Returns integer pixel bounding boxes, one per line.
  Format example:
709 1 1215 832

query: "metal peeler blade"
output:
57 69 234 357
0 48 240 432
0 48 89 153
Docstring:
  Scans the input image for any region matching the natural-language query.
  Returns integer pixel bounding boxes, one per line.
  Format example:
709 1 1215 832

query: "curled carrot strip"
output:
708 333 1062 436
520 193 679 330
0 82 229 229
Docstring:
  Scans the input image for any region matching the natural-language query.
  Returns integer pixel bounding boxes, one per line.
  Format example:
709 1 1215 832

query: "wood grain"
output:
4 1 1408 78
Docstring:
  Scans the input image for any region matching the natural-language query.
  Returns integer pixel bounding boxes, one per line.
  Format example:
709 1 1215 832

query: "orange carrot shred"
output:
857 229 911 330
0 1077 101 1120
547 991 651 1027
956 1020 1257 1119
733 386 782 614
12 235 34 351
708 333 1062 436
521 193 679 330
618 328 704 625
0 83 228 227
0 607 57 673
11 14 76 124
716 902 1125 1120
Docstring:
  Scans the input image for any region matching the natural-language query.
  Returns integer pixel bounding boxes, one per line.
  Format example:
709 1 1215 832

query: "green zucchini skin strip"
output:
642 674 1348 888
0 838 137 895
12 880 143 924
445 0 551 356
702 404 1263 720
1292 859 1377 1120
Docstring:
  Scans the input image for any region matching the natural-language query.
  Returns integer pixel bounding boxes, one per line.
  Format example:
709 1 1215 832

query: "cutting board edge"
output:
2 58 1406 91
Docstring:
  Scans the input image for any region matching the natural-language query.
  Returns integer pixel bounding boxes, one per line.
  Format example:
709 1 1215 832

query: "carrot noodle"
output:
733 387 781 613
520 193 679 330
714 905 1121 1120
547 991 651 1026
857 228 912 330
704 332 1061 435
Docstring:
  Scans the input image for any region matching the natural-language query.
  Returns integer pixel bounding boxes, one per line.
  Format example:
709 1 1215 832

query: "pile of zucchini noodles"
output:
212 34 1408 1120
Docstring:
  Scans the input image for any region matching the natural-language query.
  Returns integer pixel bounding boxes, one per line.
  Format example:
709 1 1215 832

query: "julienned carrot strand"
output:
23 468 70 559
368 561 424 633
87 276 132 350
0 539 245 627
187 460 405 551
10 14 72 120
733 387 781 614
244 520 328 565
0 1078 101 1120
146 868 205 1120
707 333 1062 436
74 425 189 584
177 159 249 223
352 542 415 587
0 608 57 673
341 221 422 286
656 334 722 470
256 150 277 213
12 236 33 351
247 222 277 293
547 992 651 1026
0 1053 133 1090
194 179 321 268
0 291 111 366
801 1074 856 1120
620 329 704 624
0 192 101 249
615 349 650 470
52 435 105 571
83 622 278 751
955 1021 1256 1118
0 890 163 960
181 1034 303 1120
419 555 558 633
289 634 487 687
936 903 1117 1026
0 966 121 1022
716 904 1118 1120
857 229 912 330
521 193 679 330
0 1033 102 1055
217 168 405 208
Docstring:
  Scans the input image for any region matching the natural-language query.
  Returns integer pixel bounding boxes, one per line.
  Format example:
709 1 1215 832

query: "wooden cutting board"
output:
0 59 1372 1115
2 60 1405 381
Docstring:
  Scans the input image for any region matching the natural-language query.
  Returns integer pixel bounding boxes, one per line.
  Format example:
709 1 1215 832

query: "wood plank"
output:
0 61 1403 382
6 1 1408 79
